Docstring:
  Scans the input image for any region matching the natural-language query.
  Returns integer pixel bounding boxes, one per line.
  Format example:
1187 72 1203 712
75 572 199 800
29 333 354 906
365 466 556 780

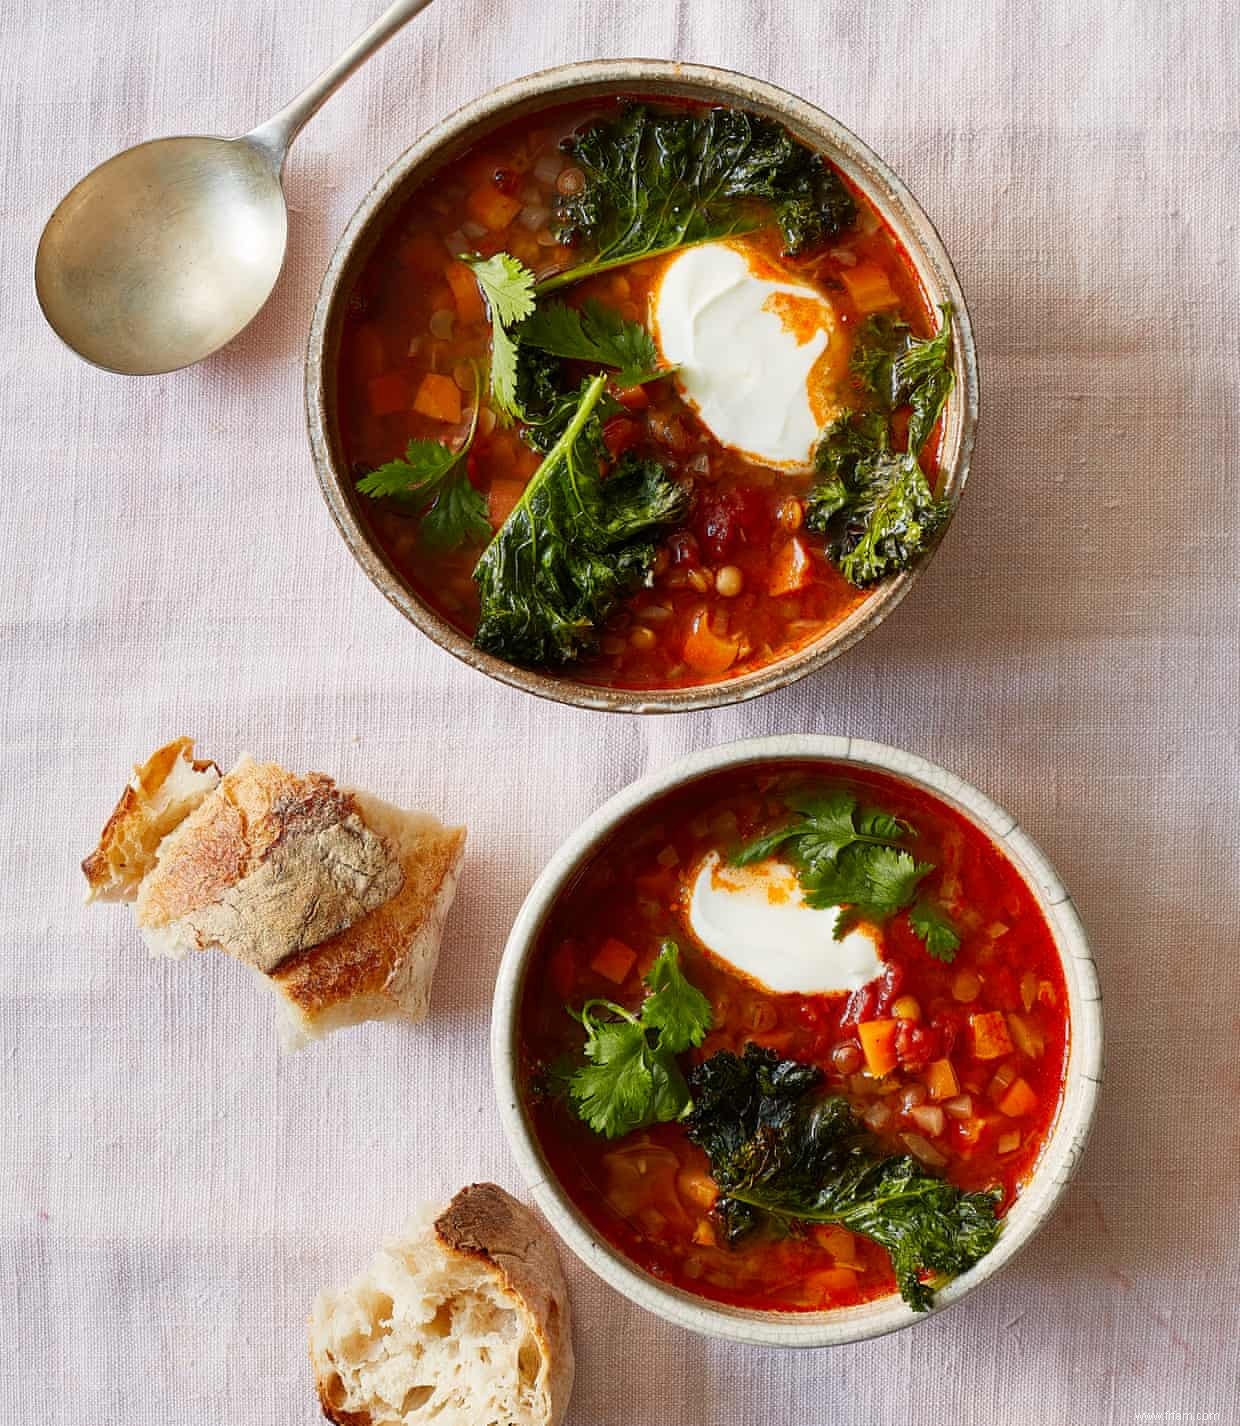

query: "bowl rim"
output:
490 734 1103 1347
306 59 980 714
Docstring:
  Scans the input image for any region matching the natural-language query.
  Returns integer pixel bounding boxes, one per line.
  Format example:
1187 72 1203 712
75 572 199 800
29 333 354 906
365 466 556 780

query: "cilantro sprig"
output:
565 940 713 1139
462 252 537 422
356 365 490 551
733 786 960 957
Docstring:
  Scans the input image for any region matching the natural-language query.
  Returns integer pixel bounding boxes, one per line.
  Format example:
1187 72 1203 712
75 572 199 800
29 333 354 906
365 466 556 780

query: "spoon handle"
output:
247 0 438 165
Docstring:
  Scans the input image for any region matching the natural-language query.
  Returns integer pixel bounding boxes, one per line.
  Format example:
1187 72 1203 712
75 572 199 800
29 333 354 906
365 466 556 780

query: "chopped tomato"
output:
487 478 525 529
445 260 486 325
602 416 641 459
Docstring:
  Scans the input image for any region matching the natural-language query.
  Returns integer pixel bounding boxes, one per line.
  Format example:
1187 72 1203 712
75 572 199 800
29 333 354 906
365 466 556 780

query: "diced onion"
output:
943 1093 974 1120
429 309 455 340
899 1083 928 1114
461 219 488 239
909 1104 945 1137
519 204 551 231
901 1132 947 1168
864 1100 894 1132
442 229 468 255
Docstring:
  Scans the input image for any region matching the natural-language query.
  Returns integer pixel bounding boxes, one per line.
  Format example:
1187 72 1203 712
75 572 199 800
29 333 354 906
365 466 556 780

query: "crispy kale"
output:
541 103 857 292
473 374 688 666
806 303 956 586
686 1045 1002 1311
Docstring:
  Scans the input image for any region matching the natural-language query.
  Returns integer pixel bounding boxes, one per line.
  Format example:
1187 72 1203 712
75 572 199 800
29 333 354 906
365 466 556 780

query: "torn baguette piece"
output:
310 1184 574 1426
83 741 466 1048
82 738 221 902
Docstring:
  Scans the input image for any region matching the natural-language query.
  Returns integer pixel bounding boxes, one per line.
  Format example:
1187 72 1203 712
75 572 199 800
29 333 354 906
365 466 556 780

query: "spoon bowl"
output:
35 136 287 375
34 0 434 376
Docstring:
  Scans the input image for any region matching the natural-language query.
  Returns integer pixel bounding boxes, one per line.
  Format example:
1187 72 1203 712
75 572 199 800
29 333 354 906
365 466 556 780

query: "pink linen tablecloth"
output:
2 1 1237 1422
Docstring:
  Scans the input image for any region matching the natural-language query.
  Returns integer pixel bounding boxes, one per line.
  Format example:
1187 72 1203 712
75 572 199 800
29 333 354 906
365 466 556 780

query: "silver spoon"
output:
35 0 435 376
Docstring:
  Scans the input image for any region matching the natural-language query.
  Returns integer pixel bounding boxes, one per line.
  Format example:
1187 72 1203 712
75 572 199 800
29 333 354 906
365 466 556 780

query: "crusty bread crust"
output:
135 758 405 972
433 1185 575 1426
85 743 465 1049
311 1184 574 1426
269 791 465 1047
82 738 220 902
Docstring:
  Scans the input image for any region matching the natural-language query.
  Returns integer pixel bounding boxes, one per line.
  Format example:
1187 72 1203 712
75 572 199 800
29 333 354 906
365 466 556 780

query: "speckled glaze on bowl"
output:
307 61 979 713
491 736 1102 1346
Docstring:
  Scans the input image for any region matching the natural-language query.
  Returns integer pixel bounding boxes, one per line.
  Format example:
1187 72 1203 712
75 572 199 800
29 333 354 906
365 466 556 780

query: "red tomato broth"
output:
517 761 1070 1313
336 98 945 690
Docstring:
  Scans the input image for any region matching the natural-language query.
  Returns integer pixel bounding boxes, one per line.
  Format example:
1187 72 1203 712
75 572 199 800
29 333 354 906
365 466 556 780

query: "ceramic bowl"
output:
306 61 979 713
491 734 1102 1346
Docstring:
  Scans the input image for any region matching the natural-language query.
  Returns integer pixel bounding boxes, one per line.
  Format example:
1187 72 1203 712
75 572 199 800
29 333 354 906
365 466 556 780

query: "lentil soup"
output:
517 761 1069 1314
336 97 949 691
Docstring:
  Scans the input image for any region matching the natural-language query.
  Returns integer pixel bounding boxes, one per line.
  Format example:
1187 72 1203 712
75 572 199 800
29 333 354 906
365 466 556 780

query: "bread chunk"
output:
310 1185 574 1426
83 742 465 1047
82 738 220 901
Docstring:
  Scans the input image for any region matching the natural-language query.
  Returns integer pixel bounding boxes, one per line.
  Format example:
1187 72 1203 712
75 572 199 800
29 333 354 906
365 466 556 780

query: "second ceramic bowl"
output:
491 735 1102 1346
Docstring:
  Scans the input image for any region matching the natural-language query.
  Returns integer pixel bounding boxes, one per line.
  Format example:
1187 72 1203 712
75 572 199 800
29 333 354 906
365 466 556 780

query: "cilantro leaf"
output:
641 941 713 1054
355 370 490 552
356 439 460 499
563 939 712 1140
462 252 536 422
568 1016 654 1138
517 299 665 387
733 783 933 933
908 900 961 962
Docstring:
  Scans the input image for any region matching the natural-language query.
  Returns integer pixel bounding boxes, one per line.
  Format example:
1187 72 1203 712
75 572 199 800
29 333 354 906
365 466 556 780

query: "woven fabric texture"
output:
2 0 1237 1422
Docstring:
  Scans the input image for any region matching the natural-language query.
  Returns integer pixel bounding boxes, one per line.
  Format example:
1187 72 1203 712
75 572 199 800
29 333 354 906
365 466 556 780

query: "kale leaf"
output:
541 104 857 292
806 303 957 586
565 940 713 1139
473 374 688 666
686 1045 1002 1310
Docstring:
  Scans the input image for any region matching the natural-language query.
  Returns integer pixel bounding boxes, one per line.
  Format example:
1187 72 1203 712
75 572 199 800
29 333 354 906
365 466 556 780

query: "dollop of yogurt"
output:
687 851 883 995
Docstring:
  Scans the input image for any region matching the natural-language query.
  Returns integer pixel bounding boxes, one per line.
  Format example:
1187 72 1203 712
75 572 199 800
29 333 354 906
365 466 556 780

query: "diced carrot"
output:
445 261 486 324
768 536 814 597
840 261 899 315
614 384 650 411
590 937 637 985
367 371 412 417
353 324 387 381
925 1058 960 1101
412 372 462 424
858 1018 899 1076
997 1076 1039 1119
970 1010 1015 1060
487 478 525 529
683 609 739 676
467 183 523 232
